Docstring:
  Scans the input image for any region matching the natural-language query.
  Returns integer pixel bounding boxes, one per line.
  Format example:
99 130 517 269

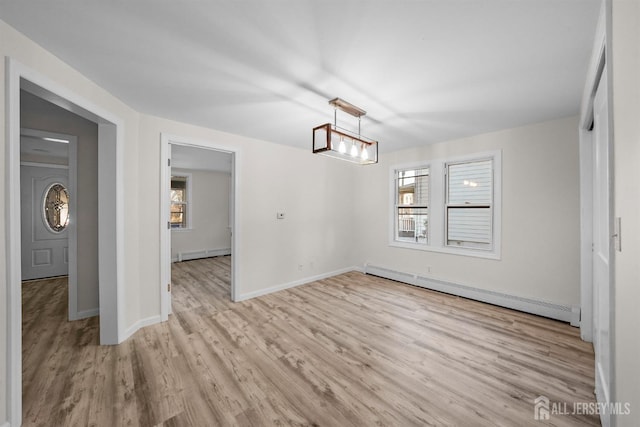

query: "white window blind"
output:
446 159 493 249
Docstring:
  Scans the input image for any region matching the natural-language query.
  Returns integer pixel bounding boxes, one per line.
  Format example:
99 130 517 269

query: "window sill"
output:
389 240 501 260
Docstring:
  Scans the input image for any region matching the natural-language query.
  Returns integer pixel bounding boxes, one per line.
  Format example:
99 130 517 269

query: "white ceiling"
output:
0 1 601 153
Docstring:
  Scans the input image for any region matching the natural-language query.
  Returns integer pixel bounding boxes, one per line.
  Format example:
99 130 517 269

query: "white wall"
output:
20 90 99 314
354 116 582 307
611 0 640 424
171 168 231 260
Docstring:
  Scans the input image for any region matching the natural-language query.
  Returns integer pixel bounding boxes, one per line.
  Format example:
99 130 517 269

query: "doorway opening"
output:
20 89 100 322
160 134 239 321
6 58 124 427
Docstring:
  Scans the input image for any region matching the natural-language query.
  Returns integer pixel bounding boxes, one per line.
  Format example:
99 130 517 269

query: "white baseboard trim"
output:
122 315 162 341
364 264 580 326
69 307 99 321
172 247 231 263
236 266 360 301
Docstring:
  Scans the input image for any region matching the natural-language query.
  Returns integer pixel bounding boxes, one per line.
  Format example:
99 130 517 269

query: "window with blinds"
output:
170 176 189 229
395 167 429 244
445 159 493 249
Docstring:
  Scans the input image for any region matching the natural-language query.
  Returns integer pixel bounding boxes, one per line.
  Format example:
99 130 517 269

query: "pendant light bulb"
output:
350 142 358 157
338 138 346 154
361 146 369 161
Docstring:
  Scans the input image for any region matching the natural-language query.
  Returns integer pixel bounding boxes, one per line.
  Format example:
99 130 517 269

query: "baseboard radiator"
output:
364 264 580 326
172 247 231 263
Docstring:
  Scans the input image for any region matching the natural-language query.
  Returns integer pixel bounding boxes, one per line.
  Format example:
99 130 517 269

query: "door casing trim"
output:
5 57 125 427
160 132 240 322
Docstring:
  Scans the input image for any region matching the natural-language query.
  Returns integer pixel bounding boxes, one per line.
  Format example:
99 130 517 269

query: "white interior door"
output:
21 165 70 280
592 68 611 427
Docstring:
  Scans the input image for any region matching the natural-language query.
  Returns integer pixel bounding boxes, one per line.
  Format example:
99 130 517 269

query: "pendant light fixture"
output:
312 98 378 165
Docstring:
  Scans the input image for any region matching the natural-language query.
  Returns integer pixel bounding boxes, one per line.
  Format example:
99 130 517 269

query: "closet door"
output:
592 68 611 427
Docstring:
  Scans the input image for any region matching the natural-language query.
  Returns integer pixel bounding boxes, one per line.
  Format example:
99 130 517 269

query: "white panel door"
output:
21 165 70 280
592 69 611 427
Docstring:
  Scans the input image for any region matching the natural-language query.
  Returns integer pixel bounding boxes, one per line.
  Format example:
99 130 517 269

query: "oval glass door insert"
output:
43 183 70 232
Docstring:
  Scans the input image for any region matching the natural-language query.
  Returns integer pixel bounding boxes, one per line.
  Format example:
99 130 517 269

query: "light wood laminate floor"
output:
22 256 599 426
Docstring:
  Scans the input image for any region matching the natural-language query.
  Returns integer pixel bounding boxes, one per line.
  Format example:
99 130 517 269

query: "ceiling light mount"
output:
328 97 366 118
312 98 378 165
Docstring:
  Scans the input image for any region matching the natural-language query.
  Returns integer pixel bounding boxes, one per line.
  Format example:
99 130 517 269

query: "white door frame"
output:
20 128 80 319
5 57 125 427
160 133 240 321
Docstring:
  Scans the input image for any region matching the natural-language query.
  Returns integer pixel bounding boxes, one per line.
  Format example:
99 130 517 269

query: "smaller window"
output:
43 183 70 233
170 176 189 229
395 167 429 244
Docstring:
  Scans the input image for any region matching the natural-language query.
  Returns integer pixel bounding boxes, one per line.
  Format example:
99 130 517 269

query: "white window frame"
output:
389 150 501 260
170 172 192 231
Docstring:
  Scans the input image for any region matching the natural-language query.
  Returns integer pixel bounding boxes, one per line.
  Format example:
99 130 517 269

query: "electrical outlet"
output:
298 264 304 271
